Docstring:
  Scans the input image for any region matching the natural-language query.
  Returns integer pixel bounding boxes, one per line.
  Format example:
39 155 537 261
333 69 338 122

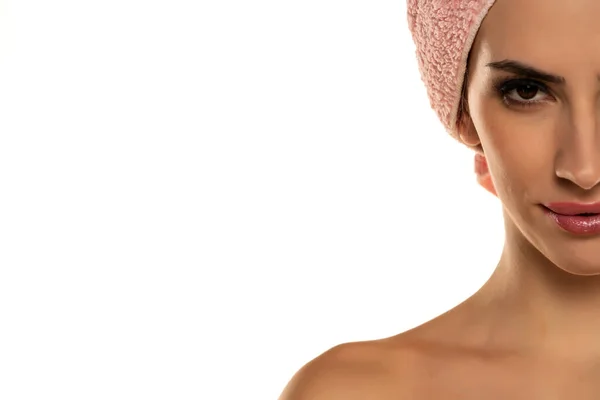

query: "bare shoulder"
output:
278 297 499 399
278 337 421 400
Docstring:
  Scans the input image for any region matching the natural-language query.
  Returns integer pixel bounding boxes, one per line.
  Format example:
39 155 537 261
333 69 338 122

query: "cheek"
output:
473 103 556 201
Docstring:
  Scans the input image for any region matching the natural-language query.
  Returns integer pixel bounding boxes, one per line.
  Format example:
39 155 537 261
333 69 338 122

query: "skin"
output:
279 0 600 398
476 153 497 196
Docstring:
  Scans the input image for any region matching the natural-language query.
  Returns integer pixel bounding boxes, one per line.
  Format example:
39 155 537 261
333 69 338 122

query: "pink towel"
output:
407 0 497 142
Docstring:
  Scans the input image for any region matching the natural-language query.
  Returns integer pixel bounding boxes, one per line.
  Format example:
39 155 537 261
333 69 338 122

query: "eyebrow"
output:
486 59 566 84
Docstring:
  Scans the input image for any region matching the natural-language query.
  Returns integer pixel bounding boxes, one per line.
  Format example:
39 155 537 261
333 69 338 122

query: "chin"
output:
506 207 600 276
530 227 600 276
539 210 600 276
547 248 600 276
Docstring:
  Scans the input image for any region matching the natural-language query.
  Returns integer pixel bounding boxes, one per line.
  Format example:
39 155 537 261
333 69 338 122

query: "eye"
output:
496 79 552 107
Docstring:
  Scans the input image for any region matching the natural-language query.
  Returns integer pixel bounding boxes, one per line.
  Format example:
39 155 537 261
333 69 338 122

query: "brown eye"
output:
496 78 551 106
516 84 539 100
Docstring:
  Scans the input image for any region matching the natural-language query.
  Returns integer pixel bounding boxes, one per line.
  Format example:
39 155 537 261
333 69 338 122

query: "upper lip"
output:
544 202 600 215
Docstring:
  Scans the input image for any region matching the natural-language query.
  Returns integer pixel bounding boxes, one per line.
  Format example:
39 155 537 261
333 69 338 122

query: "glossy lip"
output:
542 203 600 236
543 202 600 216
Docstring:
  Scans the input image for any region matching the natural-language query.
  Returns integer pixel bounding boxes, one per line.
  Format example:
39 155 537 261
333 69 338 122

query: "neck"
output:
473 217 600 359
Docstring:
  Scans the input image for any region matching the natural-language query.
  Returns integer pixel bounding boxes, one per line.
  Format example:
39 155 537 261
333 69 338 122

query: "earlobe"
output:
457 115 495 196
475 153 497 196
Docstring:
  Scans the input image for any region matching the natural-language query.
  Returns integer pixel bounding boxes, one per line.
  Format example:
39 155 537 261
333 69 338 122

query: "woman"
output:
279 0 600 397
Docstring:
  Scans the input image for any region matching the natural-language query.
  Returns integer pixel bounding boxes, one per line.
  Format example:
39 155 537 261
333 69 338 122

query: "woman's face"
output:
463 0 600 275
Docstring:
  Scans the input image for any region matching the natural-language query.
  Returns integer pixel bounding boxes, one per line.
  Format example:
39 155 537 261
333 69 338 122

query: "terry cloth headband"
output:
407 0 497 142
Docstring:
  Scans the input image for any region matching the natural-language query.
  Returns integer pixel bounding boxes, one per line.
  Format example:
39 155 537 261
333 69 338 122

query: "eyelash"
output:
494 78 552 108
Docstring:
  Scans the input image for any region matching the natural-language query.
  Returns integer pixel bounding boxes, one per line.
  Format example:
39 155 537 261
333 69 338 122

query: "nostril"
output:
555 168 600 191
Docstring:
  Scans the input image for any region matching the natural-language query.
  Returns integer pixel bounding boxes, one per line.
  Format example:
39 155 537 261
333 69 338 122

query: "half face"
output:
461 0 600 275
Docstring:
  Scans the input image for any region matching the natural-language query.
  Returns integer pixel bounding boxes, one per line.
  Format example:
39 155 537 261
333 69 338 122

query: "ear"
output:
475 153 497 196
457 113 483 155
456 113 496 196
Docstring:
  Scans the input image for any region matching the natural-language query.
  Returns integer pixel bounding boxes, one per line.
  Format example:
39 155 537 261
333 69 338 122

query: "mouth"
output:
543 202 600 216
546 210 600 217
542 203 600 235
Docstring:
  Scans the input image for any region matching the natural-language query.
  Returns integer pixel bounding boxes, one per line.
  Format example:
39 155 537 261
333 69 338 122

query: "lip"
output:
544 202 600 215
543 202 600 235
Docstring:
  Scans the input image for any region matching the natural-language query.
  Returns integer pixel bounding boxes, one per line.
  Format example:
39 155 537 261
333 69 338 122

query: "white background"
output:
0 1 504 399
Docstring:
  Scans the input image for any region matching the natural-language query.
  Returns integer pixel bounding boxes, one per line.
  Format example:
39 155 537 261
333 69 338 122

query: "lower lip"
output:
544 207 600 235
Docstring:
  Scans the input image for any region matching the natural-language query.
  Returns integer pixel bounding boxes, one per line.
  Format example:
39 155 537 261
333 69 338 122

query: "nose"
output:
555 107 600 190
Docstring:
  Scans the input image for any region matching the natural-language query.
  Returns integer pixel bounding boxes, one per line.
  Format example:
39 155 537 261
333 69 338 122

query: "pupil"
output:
517 85 537 100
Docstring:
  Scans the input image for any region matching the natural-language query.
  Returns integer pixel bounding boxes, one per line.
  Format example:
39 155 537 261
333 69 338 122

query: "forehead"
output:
472 0 600 72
